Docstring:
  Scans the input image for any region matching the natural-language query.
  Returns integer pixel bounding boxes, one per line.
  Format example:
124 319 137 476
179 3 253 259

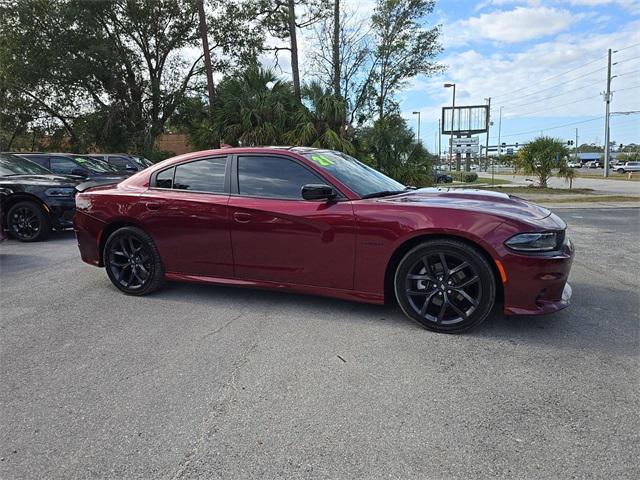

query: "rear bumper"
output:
502 239 574 316
73 210 105 266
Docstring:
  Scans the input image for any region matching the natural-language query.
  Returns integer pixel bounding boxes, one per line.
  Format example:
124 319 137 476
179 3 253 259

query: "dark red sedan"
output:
74 147 574 333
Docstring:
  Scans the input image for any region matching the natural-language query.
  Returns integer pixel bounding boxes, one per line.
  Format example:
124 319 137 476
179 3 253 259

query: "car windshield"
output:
133 156 153 167
72 155 119 173
0 153 52 176
301 150 406 198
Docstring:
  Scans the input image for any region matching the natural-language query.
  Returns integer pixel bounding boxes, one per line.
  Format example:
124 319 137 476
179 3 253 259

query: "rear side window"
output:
153 157 227 193
108 156 133 169
50 157 80 174
237 156 322 199
155 167 174 188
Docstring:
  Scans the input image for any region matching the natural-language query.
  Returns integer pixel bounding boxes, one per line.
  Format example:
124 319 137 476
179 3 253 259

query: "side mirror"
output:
71 168 87 177
301 184 337 201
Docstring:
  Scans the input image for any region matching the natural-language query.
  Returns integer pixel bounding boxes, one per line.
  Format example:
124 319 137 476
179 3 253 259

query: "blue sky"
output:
262 0 640 154
398 0 640 153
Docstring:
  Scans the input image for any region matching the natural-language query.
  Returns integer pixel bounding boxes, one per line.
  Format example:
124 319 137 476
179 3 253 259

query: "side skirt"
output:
164 271 385 305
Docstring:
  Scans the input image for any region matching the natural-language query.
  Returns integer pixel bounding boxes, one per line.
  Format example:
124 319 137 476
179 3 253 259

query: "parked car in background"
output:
17 153 128 181
616 161 640 174
0 153 82 241
585 160 603 169
88 153 152 172
435 170 453 183
74 147 574 334
567 160 582 168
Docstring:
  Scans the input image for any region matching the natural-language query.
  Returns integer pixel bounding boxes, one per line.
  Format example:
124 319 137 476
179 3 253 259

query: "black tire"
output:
617 168 625 174
104 226 165 295
6 201 51 242
394 239 496 333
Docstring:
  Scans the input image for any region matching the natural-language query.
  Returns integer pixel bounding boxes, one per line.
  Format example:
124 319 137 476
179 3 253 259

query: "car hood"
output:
0 174 84 187
381 188 554 222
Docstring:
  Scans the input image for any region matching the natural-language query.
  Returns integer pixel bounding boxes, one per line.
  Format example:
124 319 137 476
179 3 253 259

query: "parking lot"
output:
1 207 638 479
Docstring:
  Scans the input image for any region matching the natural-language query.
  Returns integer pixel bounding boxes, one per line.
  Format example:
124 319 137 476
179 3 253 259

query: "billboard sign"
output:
453 145 480 154
442 105 489 135
452 137 479 145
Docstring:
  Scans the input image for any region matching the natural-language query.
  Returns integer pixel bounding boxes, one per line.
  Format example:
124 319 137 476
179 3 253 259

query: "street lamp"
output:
444 83 456 171
412 111 421 144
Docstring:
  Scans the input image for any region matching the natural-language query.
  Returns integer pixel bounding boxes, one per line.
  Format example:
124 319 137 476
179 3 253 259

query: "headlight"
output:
45 187 76 197
505 232 559 252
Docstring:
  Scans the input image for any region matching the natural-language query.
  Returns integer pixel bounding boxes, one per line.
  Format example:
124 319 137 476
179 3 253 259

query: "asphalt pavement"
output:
1 207 639 479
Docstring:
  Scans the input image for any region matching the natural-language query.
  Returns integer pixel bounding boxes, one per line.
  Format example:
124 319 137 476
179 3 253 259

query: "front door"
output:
228 155 355 290
140 156 233 277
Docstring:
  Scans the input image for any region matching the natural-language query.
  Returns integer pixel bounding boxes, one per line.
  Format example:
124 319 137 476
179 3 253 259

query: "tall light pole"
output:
444 83 456 170
412 111 421 144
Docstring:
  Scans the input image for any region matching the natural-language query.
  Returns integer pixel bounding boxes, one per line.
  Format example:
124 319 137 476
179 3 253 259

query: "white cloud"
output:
405 20 640 121
446 6 576 46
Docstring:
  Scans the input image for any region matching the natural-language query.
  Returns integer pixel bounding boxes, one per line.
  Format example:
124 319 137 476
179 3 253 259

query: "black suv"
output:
17 153 128 181
88 153 153 172
0 153 83 241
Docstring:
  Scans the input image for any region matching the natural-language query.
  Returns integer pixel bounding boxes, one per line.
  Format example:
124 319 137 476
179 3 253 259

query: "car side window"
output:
108 156 132 169
155 167 174 188
237 156 323 199
152 158 227 193
50 157 80 174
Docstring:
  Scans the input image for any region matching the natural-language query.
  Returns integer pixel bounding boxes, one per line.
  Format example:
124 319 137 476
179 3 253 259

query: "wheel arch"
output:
383 232 504 304
1 193 49 227
98 219 146 266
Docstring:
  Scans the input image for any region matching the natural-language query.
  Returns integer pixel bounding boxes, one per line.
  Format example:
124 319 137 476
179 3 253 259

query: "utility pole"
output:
485 97 491 182
497 106 503 162
444 83 456 171
603 48 613 178
575 128 579 161
197 0 216 115
438 118 442 170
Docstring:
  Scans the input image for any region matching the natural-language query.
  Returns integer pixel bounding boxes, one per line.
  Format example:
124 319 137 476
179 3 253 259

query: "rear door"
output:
228 154 355 289
140 155 234 277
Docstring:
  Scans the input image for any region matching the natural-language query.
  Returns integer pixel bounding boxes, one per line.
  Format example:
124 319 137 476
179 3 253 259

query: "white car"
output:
567 161 582 168
616 161 640 173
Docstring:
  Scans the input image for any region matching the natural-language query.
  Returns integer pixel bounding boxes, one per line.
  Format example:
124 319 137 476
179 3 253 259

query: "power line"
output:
500 79 602 109
490 55 607 102
509 93 602 118
495 116 604 139
613 84 640 93
615 42 640 53
615 55 640 65
615 69 640 78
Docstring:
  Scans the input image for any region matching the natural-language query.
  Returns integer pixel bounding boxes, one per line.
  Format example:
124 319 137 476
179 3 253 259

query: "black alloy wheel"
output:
395 239 496 333
7 201 51 242
104 226 164 295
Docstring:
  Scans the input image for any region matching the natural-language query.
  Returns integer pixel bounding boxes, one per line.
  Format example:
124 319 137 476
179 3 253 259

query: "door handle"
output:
233 212 251 223
146 202 161 211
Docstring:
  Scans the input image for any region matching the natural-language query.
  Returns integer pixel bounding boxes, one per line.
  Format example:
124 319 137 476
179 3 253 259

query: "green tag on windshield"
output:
75 157 87 163
310 154 336 167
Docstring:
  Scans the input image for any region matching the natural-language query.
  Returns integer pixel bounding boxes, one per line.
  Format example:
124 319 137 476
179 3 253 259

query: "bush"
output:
451 171 478 183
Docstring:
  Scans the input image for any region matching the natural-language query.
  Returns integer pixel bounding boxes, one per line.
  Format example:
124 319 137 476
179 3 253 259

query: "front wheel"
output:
7 201 51 242
394 239 496 333
104 226 165 295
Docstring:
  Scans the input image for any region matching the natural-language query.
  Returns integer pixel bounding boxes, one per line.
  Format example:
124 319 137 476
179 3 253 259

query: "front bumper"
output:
47 198 76 229
502 238 574 316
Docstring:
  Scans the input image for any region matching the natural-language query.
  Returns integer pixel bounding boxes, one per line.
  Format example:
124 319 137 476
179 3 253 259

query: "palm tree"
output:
285 81 354 154
514 136 572 188
214 67 297 146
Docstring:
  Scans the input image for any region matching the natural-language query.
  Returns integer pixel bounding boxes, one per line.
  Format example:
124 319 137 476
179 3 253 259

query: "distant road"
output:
490 172 640 195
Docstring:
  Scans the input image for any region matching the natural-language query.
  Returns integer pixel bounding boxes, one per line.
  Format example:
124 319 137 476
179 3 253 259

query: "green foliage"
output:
451 171 478 182
514 136 572 188
355 114 434 186
370 0 443 118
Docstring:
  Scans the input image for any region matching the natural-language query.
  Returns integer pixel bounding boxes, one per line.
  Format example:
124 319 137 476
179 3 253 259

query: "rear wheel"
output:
104 226 164 295
7 201 51 242
394 239 496 333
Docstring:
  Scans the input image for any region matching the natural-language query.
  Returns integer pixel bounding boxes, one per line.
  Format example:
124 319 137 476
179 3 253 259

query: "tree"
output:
370 0 443 119
0 0 262 153
213 66 298 147
257 0 329 103
356 114 434 186
285 81 354 153
514 136 572 188
309 7 374 126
